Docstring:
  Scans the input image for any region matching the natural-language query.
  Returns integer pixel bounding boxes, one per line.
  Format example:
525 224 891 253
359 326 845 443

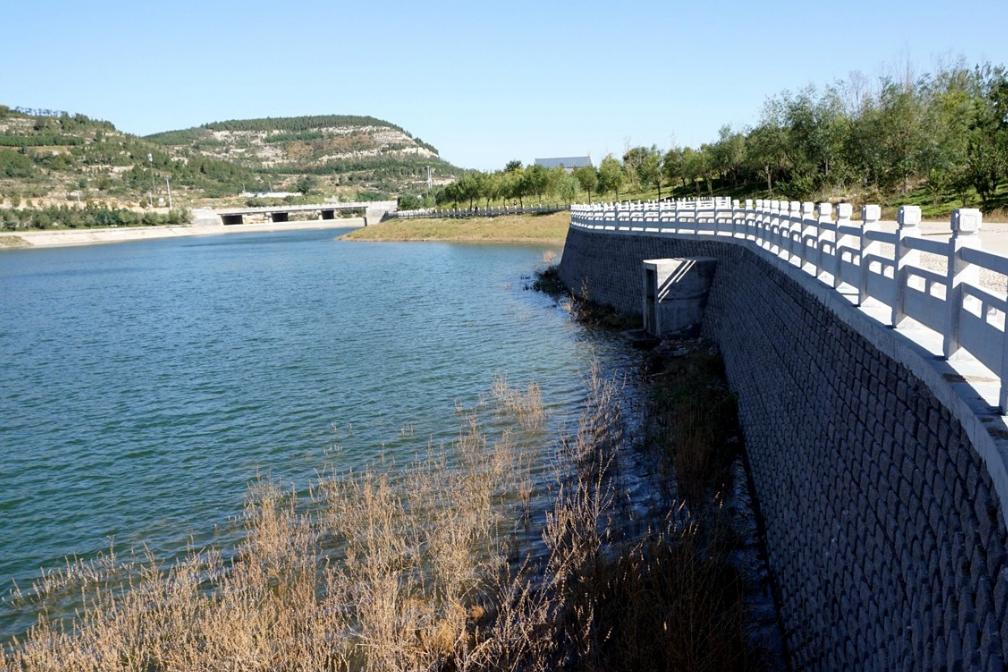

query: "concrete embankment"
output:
0 218 364 250
560 225 1008 671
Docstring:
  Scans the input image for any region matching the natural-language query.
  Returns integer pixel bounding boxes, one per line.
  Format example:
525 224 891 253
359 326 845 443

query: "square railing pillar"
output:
891 205 921 327
788 201 802 265
944 208 983 360
800 202 816 272
816 202 833 281
744 199 754 241
833 203 853 289
771 200 782 254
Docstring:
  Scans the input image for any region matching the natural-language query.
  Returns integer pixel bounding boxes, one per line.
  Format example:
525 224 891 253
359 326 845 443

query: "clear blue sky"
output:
4 0 1007 170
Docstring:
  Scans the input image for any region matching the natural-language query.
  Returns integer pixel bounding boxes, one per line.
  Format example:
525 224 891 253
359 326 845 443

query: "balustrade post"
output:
763 200 773 248
762 201 770 250
833 203 853 289
777 201 788 256
943 208 983 359
743 199 753 241
788 201 801 264
857 205 881 305
779 200 790 254
717 199 730 236
732 199 741 238
816 203 833 281
767 200 778 253
800 202 816 272
780 200 790 254
776 200 788 254
891 205 921 327
765 201 774 249
761 200 771 249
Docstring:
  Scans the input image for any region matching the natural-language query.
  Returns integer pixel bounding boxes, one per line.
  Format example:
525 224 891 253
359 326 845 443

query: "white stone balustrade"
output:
570 197 1008 414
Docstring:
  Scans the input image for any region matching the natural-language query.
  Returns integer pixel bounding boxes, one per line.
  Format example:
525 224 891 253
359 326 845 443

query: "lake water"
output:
0 227 640 638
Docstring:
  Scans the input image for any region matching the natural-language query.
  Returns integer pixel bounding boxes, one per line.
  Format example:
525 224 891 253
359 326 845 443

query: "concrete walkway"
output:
875 220 1008 293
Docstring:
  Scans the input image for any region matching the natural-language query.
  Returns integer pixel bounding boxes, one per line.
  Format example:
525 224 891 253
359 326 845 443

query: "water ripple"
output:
0 229 639 639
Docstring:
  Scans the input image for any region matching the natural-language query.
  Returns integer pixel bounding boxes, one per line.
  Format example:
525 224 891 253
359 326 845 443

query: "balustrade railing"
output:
393 204 565 219
570 197 1008 413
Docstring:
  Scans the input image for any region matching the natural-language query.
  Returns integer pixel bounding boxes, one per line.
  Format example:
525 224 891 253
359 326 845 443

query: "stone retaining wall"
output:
560 226 1008 671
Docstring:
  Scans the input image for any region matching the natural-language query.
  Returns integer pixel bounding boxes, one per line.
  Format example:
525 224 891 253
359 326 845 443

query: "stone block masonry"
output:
560 225 1008 671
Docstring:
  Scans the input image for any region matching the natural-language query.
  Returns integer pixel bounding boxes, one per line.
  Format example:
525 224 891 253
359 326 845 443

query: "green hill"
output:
0 106 461 215
145 114 458 199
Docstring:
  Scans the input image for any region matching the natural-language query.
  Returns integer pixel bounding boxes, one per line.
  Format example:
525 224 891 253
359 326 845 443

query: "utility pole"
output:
165 177 173 209
147 153 154 208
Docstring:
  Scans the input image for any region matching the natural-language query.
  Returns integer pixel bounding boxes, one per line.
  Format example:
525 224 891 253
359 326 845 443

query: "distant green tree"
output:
711 126 746 188
398 193 423 209
963 65 1008 210
455 172 484 210
597 155 624 200
522 164 549 203
638 149 662 199
744 121 789 195
681 148 709 195
574 165 598 203
556 171 579 204
481 171 504 207
0 151 34 178
501 169 524 207
295 175 318 195
662 147 685 189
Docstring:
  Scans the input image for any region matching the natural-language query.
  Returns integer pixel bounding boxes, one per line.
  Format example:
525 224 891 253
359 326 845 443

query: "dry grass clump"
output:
491 376 546 430
646 344 741 505
524 369 756 672
584 518 753 672
530 265 565 295
1 413 524 672
568 280 642 331
2 367 765 672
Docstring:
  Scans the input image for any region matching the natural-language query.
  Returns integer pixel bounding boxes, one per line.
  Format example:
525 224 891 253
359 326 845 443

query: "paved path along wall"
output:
560 224 1008 671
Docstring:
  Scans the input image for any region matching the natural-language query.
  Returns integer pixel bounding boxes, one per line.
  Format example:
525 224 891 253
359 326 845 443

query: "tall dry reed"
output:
2 370 763 672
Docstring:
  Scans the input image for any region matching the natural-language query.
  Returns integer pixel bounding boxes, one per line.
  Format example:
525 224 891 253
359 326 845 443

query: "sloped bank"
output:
559 225 1008 671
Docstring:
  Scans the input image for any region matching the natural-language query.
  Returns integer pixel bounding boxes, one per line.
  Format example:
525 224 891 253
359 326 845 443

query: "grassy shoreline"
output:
343 211 569 244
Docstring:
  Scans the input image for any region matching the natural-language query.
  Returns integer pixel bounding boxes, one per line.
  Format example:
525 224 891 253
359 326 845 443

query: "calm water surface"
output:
0 227 640 638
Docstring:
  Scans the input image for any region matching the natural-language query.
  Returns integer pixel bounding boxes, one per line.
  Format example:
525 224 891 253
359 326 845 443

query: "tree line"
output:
1 204 190 231
200 115 398 133
435 161 583 209
431 62 1008 213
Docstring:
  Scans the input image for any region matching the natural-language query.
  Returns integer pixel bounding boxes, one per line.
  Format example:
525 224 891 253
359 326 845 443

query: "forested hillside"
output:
145 114 456 199
0 106 263 211
0 107 460 230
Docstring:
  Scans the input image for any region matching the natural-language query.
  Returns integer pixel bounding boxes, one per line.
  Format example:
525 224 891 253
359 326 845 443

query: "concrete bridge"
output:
563 198 1008 671
192 200 397 227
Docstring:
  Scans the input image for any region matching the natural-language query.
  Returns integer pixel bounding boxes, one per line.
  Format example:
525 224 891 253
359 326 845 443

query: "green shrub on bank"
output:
1 205 190 231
